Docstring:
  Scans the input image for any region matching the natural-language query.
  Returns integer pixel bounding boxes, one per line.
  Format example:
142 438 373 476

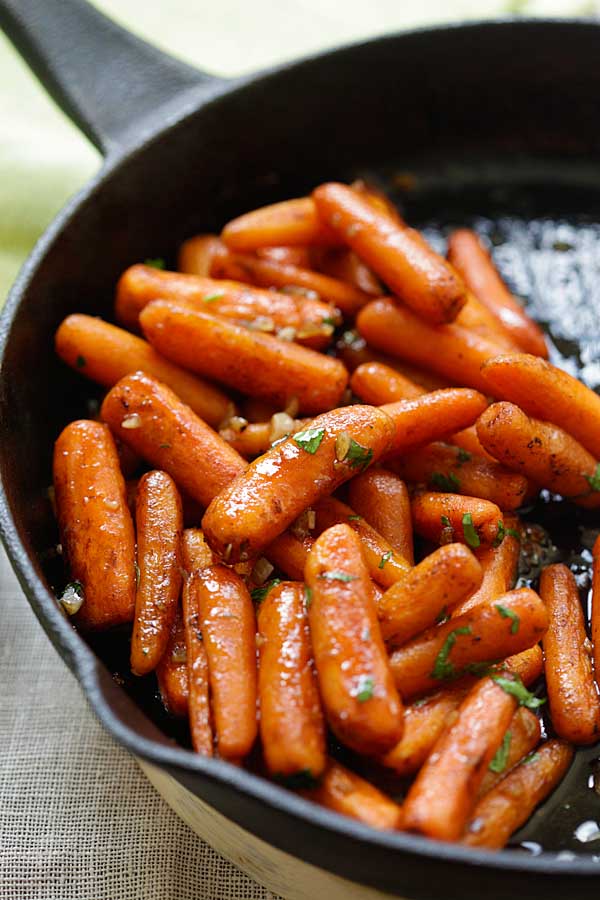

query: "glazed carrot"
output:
313 496 410 588
304 760 403 830
305 525 403 755
53 420 136 631
378 543 482 644
389 588 548 698
336 330 451 390
313 246 382 296
357 297 506 392
477 707 541 798
178 234 226 277
539 564 600 745
447 229 548 358
219 416 309 458
115 264 337 347
381 390 488 456
463 740 574 849
313 182 467 324
156 605 189 717
480 353 600 459
451 516 521 617
211 250 372 317
348 468 414 564
221 196 338 250
476 402 600 508
130 471 183 675
193 565 258 761
101 372 246 507
180 528 214 756
401 676 520 840
140 300 348 415
257 245 313 267
265 532 315 581
454 291 517 351
380 646 543 776
411 492 504 548
592 534 600 691
202 404 394 562
390 441 529 511
258 582 326 779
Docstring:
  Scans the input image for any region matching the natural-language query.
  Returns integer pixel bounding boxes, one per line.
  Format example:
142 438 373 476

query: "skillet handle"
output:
0 0 226 157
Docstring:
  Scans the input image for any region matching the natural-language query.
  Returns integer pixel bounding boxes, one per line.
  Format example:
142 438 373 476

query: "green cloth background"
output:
0 0 595 305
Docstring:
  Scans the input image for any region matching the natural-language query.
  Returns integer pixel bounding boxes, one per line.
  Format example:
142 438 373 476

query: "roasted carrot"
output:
389 441 529 511
389 588 548 698
305 525 403 755
192 565 258 761
539 564 600 745
447 229 548 358
156 605 189 717
257 245 314 267
463 740 574 849
313 246 383 296
303 760 403 830
451 516 521 617
476 401 600 507
337 331 451 391
480 353 600 459
178 234 226 277
592 534 600 691
101 372 247 507
378 543 482 644
411 492 504 549
202 404 394 562
219 416 309 458
130 471 183 675
381 390 488 456
477 707 541 798
313 182 466 324
265 532 315 582
454 291 518 351
357 297 506 392
140 300 348 415
115 264 337 348
348 468 414 564
221 196 338 250
401 676 520 840
258 582 326 779
313 496 410 588
53 419 136 631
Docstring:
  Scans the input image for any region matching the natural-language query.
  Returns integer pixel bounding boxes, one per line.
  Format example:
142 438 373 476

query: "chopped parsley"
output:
493 520 521 548
159 442 171 449
462 513 481 549
304 585 313 608
431 626 472 680
441 515 452 528
522 751 540 766
318 571 357 583
144 257 165 269
457 448 472 463
203 292 224 303
496 604 520 634
378 550 393 570
356 676 375 703
491 674 546 710
489 731 512 773
431 471 461 492
344 439 374 471
251 578 282 603
347 514 363 522
293 426 325 454
585 463 600 492
76 354 86 368
322 316 339 327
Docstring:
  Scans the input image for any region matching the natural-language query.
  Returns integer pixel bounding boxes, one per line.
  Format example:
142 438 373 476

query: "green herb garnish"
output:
159 442 172 449
431 626 472 680
457 448 472 463
347 514 363 522
496 604 520 634
345 439 374 471
464 661 496 678
304 585 313 608
144 257 165 269
462 513 481 549
378 550 393 570
293 426 325 454
522 751 540 765
491 674 546 710
585 463 600 492
318 571 357 583
203 292 224 303
489 731 512 773
431 472 461 492
441 515 452 528
322 316 339 327
356 676 375 703
251 578 282 603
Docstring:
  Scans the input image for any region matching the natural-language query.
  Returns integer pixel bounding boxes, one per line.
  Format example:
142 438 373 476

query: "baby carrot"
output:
130 471 183 675
348 468 414 564
265 532 315 582
381 390 488 456
454 291 517 351
140 300 348 414
178 234 225 277
480 353 600 459
389 588 548 698
593 534 600 691
56 314 233 427
313 182 467 324
447 229 548 358
202 404 394 562
256 245 313 267
411 492 504 548
451 515 521 617
357 297 506 392
378 543 482 644
193 565 258 761
303 760 403 830
313 246 383 296
313 496 410 588
156 605 189 717
101 372 247 508
476 401 600 507
305 524 403 755
477 707 541 798
258 582 326 780
401 676 520 840
463 740 574 849
337 331 450 391
221 196 338 250
220 416 309 459
539 564 600 745
53 420 136 631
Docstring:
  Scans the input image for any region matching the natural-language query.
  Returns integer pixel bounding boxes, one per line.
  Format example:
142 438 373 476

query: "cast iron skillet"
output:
2 2 600 896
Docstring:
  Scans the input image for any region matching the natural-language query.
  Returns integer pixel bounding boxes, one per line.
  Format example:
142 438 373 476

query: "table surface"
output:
0 1 593 897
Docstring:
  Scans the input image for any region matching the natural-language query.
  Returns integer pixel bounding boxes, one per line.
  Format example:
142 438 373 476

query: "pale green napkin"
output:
0 0 595 302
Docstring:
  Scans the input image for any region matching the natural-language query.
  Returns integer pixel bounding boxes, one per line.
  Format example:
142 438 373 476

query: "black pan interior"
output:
3 18 600 880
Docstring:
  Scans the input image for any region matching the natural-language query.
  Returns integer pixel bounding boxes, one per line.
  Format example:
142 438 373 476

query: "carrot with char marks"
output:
101 372 246 507
258 582 326 780
389 588 548 698
411 492 504 549
539 564 600 745
464 740 574 849
312 182 467 324
303 760 403 830
451 515 521 617
348 468 414 565
192 565 258 761
130 471 183 675
53 419 136 631
156 606 189 717
202 404 394 563
140 300 348 415
221 196 339 250
447 229 548 358
305 525 403 755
